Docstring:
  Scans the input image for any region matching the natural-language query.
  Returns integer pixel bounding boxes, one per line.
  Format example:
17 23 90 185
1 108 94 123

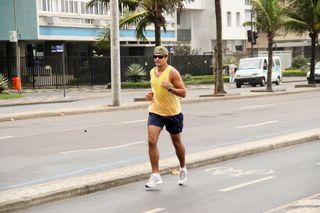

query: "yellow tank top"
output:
149 66 181 116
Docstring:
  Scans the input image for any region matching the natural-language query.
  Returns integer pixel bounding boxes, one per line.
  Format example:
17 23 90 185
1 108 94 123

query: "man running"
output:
145 46 187 188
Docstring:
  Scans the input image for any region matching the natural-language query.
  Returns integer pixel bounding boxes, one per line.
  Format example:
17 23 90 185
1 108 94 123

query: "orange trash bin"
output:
12 77 21 91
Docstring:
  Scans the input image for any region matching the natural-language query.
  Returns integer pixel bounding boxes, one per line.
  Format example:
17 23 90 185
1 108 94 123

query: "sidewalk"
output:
0 76 308 106
0 77 318 122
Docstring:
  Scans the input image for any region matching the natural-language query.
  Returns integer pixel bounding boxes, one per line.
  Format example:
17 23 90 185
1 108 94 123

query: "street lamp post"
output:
110 0 121 106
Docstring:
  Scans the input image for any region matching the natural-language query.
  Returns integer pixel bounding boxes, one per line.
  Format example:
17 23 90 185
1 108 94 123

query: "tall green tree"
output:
283 0 320 84
89 0 192 46
243 0 285 91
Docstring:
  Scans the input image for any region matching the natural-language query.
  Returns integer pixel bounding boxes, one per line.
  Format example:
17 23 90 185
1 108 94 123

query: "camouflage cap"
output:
154 46 169 56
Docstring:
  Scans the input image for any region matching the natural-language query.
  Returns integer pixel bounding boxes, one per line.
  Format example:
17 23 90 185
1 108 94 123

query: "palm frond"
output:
120 10 150 28
0 73 9 92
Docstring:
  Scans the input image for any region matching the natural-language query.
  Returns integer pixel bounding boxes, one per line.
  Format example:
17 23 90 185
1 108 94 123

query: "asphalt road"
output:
21 141 320 213
1 90 319 192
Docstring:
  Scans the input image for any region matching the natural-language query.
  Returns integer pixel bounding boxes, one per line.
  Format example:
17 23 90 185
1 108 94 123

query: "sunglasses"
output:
153 55 165 59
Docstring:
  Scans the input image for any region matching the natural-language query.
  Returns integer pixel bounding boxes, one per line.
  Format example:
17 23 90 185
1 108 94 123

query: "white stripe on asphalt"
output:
316 163 320 166
60 141 145 154
143 208 166 213
0 136 13 140
122 119 147 124
235 120 278 129
219 176 275 192
239 104 274 110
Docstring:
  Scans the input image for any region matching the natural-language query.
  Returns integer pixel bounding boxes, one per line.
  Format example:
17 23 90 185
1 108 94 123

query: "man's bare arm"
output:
168 68 186 98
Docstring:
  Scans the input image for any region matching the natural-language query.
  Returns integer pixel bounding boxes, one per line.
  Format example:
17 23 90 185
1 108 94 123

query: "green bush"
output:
121 81 150 88
0 73 8 93
292 55 308 69
283 69 306 77
182 74 193 81
125 64 146 82
184 75 229 85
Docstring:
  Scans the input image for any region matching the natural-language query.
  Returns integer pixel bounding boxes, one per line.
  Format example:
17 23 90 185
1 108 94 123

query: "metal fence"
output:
0 55 214 88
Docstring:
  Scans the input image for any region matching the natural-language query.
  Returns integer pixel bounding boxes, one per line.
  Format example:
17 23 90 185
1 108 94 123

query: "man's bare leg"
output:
170 133 185 168
148 125 162 173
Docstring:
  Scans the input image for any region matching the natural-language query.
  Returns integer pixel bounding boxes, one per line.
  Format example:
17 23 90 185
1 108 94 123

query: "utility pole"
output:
13 0 21 92
110 0 121 106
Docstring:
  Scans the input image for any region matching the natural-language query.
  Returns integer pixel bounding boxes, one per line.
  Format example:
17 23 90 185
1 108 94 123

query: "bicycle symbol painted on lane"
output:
205 167 274 177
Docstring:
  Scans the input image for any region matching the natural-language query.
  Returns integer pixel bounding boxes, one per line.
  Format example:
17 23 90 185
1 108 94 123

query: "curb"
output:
0 128 319 213
1 87 320 122
0 98 80 107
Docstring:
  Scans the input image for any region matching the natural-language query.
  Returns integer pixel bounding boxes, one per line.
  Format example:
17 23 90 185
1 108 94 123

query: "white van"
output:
235 56 282 88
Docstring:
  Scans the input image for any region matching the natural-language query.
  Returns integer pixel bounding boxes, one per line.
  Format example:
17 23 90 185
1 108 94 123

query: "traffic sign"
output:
9 31 18 42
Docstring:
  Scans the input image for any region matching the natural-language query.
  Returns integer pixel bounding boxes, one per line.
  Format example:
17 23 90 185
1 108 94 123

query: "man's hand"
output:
161 79 171 91
145 91 154 101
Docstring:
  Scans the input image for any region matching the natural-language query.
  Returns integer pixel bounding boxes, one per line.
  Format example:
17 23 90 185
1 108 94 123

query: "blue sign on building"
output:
51 44 64 53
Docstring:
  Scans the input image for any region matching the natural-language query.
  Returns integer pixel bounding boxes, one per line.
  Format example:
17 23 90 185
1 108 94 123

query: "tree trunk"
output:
308 32 317 84
154 10 163 47
267 32 273 92
214 0 225 94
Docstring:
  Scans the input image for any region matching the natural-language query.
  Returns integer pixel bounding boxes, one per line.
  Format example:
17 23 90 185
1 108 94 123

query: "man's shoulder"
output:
149 67 156 74
168 66 181 76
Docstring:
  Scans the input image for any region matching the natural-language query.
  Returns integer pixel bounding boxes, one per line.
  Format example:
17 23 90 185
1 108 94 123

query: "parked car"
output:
234 56 282 88
306 62 320 83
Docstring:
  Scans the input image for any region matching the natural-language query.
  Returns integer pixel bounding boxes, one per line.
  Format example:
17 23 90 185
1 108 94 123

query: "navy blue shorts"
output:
148 112 184 134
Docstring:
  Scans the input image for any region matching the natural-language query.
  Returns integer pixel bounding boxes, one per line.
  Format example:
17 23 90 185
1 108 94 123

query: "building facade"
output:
178 0 249 54
178 0 319 61
0 0 177 86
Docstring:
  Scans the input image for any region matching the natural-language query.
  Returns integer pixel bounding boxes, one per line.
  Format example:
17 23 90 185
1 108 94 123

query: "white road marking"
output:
206 167 274 177
60 141 145 154
122 119 147 124
239 104 274 110
219 176 275 192
143 208 166 213
0 136 13 140
316 163 320 166
235 120 278 129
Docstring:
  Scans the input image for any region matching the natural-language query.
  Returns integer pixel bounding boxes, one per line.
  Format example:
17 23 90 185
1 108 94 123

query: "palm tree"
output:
283 0 320 84
88 0 192 46
243 0 285 91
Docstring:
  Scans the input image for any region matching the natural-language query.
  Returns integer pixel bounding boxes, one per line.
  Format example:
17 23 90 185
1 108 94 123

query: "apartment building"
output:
178 0 318 61
0 0 176 61
178 0 249 54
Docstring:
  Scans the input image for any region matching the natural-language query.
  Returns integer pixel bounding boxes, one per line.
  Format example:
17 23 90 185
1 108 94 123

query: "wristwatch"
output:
168 86 173 92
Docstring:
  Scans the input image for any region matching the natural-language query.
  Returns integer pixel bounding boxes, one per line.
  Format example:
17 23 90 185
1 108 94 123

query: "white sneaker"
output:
145 173 163 188
178 169 188 185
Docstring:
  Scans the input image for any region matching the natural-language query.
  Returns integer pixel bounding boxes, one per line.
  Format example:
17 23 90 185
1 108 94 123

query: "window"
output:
245 0 251 5
177 12 181 25
227 12 232 27
236 12 240 27
41 0 50 11
40 0 59 12
235 45 243 51
61 0 78 13
52 0 58 12
80 1 106 15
